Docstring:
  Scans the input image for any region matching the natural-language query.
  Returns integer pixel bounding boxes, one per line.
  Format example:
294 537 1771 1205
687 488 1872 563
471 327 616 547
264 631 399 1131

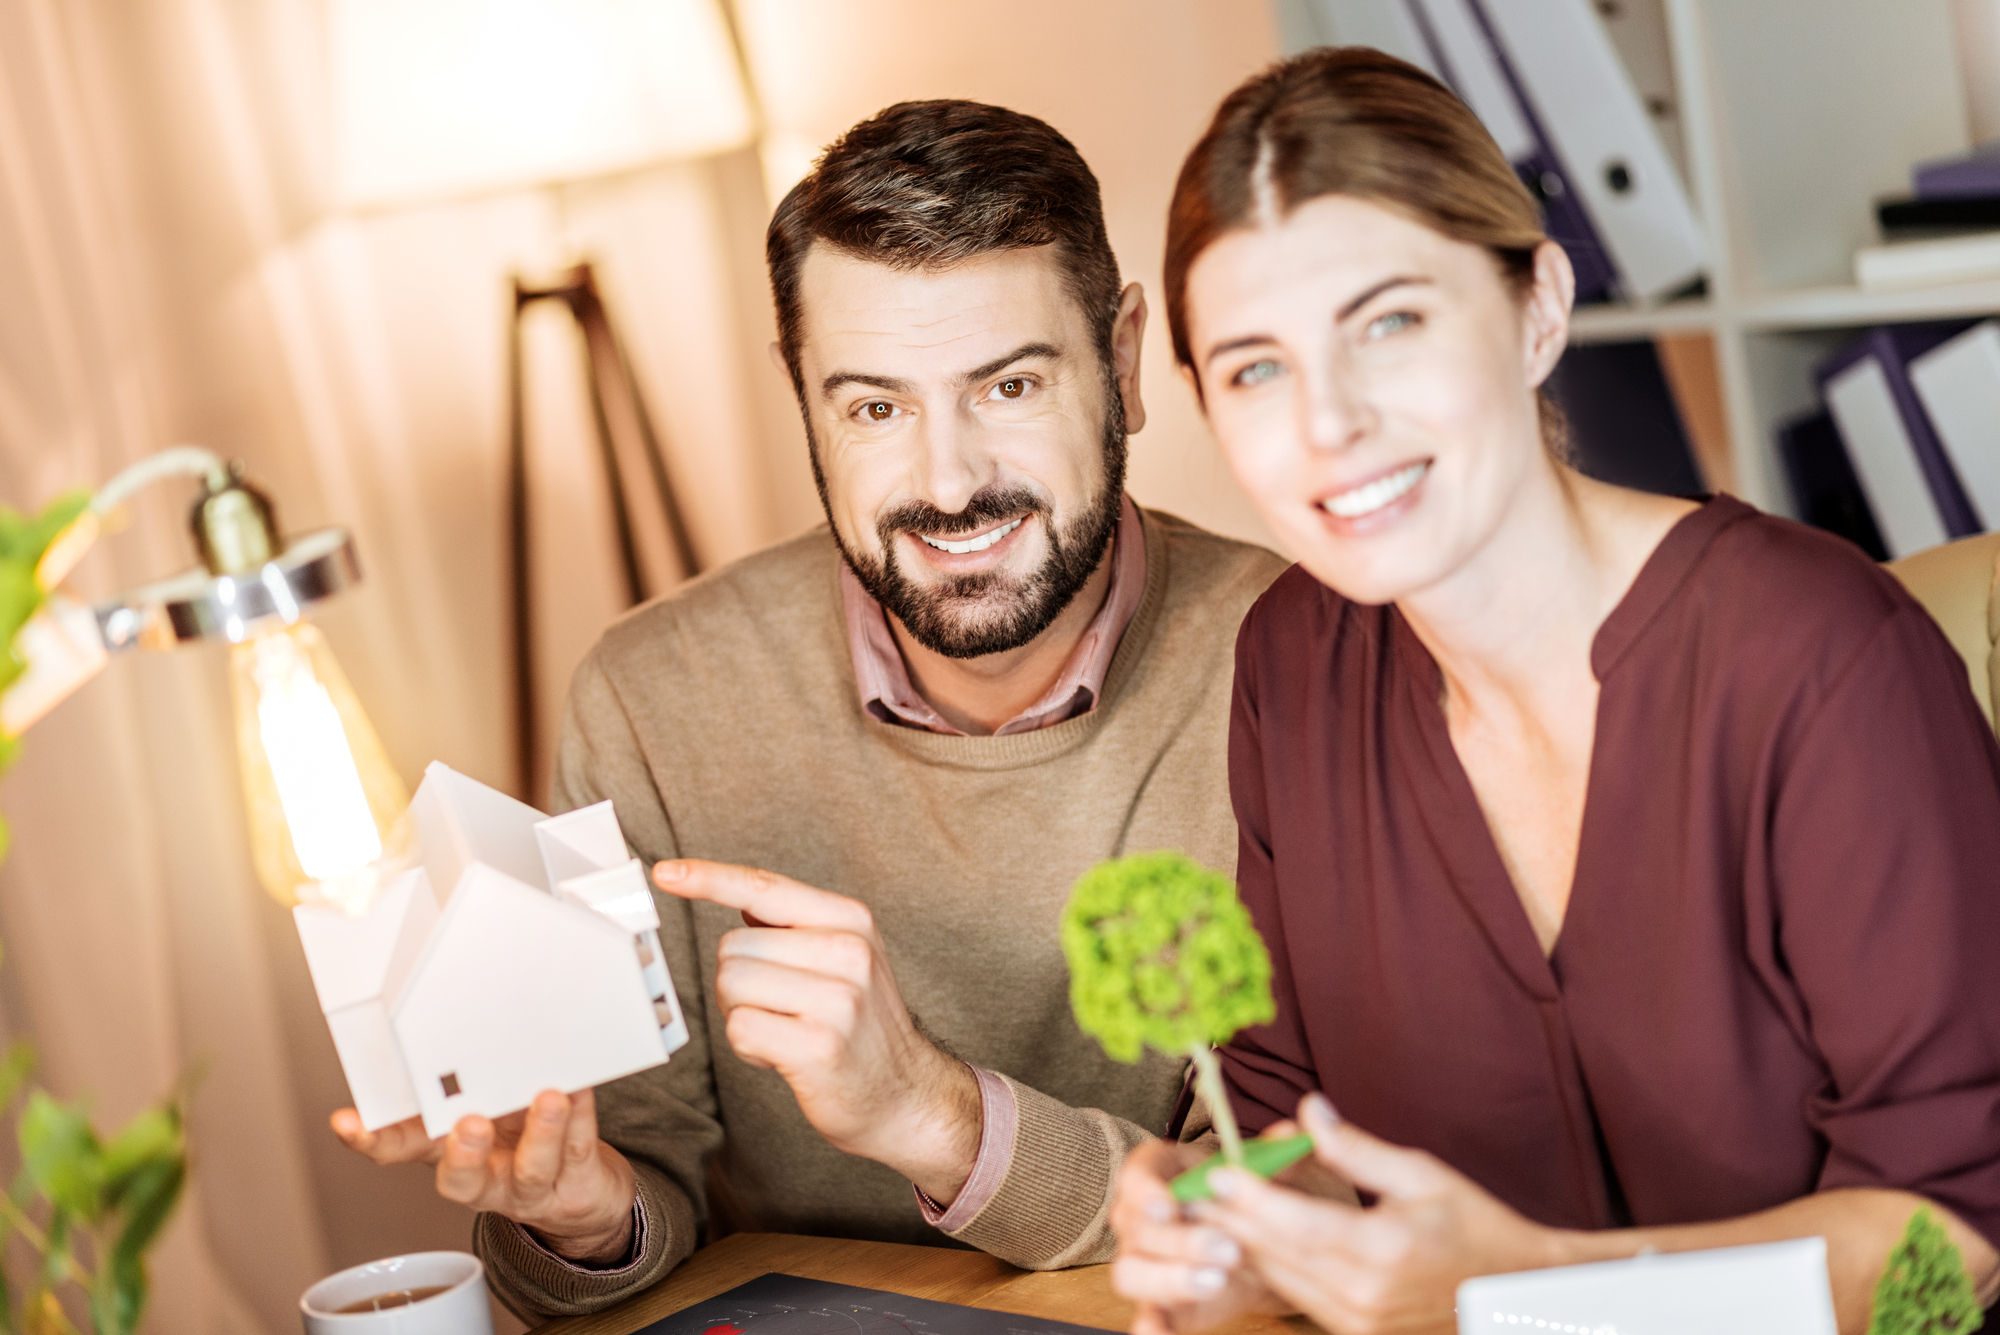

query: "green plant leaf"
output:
103 1159 181 1335
36 1209 69 1296
18 1095 102 1222
0 1044 35 1118
98 1109 177 1206
20 495 87 569
1868 1207 1983 1334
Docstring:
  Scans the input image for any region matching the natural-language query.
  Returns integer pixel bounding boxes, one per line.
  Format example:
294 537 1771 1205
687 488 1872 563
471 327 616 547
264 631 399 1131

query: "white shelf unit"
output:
1562 0 1978 517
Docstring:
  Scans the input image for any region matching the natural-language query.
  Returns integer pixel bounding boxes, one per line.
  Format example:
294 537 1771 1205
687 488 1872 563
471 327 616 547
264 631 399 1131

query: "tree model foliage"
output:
0 494 189 1335
1868 1208 1983 1335
1061 851 1275 1166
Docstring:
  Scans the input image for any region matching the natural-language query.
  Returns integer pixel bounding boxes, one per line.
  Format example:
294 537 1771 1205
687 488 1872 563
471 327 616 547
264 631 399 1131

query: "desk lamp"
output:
32 447 407 913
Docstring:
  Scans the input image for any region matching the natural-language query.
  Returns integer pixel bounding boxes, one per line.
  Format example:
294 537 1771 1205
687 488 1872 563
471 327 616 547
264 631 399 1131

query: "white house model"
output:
294 761 689 1137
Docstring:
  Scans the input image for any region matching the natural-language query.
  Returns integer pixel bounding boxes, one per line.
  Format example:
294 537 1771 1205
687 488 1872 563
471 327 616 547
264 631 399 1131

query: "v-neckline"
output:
1388 496 1750 998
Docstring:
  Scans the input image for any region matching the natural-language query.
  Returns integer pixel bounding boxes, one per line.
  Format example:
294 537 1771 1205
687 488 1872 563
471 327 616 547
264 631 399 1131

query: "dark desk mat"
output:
632 1272 1116 1335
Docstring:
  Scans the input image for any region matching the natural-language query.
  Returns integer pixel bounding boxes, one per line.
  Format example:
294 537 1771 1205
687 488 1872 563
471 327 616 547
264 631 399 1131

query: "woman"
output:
1109 46 2000 1335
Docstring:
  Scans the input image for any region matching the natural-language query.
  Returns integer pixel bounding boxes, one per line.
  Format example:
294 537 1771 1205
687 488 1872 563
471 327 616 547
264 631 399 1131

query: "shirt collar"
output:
839 494 1146 736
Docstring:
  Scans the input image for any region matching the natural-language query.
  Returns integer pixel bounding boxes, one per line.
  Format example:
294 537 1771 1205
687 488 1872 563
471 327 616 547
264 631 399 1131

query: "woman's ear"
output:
1521 241 1574 390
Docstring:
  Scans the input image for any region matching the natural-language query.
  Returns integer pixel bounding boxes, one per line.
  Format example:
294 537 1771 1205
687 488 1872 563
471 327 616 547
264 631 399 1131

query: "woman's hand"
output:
1110 1138 1288 1335
1196 1095 1564 1334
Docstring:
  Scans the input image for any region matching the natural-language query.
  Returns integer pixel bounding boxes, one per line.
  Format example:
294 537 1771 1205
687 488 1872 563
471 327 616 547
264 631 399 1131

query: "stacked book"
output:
1860 145 2000 290
1778 320 2000 560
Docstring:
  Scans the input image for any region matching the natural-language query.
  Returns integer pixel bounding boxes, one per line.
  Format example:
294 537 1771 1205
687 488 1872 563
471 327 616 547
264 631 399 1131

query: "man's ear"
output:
1521 241 1574 390
767 340 788 377
1112 281 1149 435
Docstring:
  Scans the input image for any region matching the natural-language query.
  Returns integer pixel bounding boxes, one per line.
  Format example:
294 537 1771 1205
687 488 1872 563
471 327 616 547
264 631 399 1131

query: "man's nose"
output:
912 406 994 515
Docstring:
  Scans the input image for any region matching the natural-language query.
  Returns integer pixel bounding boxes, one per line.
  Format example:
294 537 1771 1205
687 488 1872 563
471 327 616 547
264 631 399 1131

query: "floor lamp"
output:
507 262 703 795
330 0 757 797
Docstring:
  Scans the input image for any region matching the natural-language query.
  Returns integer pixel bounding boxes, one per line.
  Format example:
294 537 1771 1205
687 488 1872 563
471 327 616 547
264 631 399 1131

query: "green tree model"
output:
1061 851 1277 1170
1868 1208 1983 1335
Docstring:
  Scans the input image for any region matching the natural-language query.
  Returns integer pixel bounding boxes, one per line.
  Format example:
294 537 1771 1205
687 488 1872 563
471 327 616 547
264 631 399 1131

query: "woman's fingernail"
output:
1209 1169 1247 1200
654 861 688 883
1304 1093 1340 1128
1145 1199 1176 1224
1203 1235 1241 1266
1190 1267 1226 1295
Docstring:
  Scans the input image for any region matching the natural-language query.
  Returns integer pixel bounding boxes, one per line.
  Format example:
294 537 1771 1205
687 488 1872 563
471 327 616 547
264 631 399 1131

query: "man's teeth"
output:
918 516 1024 555
1321 462 1429 519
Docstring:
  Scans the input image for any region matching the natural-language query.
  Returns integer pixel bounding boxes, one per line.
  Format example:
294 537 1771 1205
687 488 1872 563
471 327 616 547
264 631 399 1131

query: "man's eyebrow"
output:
820 370 914 399
958 342 1062 387
1201 276 1432 368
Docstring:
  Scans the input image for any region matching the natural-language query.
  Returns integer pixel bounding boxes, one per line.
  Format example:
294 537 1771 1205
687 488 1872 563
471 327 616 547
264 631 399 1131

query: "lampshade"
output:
331 0 756 209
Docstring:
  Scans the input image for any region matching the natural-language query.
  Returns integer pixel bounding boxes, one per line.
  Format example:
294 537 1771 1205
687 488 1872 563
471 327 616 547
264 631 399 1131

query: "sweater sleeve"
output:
473 650 726 1318
938 1072 1167 1268
1213 603 1324 1133
1770 603 2000 1250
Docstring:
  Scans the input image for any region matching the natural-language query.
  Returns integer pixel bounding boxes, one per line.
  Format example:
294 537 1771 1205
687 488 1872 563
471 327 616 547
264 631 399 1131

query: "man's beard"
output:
815 390 1128 661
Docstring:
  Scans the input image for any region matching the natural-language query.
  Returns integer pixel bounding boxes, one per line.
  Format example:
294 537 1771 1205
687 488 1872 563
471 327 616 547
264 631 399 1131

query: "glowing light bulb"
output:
229 622 409 911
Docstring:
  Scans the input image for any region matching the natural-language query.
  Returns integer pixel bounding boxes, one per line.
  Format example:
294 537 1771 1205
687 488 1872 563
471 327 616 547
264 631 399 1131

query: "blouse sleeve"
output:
1772 602 2000 1250
1215 607 1326 1135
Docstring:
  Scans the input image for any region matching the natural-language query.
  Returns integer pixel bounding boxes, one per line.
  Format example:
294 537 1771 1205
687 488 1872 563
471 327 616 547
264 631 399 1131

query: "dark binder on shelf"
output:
1405 0 1616 301
1876 194 2000 234
1424 0 1706 303
1813 322 1981 559
1545 340 1704 497
1774 409 1889 562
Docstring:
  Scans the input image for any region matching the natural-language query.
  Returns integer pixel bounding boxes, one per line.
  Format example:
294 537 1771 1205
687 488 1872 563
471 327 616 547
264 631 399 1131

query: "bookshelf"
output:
1286 0 1985 517
1561 0 1977 517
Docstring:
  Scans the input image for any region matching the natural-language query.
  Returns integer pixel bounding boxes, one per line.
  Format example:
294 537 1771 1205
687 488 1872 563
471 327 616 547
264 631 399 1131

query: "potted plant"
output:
0 494 189 1335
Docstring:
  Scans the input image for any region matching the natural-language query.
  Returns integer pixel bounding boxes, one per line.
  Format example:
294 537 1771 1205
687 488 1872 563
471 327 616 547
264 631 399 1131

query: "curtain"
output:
0 1 806 1329
0 0 1277 1329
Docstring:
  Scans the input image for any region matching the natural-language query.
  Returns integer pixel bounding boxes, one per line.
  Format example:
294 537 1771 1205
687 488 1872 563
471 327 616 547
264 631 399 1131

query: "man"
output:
335 99 1284 1318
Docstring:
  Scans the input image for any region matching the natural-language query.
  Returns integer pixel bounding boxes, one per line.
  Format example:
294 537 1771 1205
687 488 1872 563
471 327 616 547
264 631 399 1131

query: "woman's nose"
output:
1301 367 1375 454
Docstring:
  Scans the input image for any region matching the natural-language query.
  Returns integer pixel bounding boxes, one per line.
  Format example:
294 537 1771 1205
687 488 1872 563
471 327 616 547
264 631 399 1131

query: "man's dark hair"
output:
766 99 1123 397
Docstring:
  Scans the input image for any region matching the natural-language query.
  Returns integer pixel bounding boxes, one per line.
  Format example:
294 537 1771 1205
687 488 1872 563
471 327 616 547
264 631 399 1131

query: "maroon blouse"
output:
1221 497 2000 1247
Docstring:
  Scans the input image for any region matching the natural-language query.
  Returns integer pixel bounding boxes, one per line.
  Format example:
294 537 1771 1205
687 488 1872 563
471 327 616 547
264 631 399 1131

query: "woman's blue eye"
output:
1366 311 1418 340
1232 359 1282 387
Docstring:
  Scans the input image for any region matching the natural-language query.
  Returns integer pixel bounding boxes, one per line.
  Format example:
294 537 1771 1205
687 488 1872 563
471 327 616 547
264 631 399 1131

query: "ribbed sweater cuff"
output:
472 1162 695 1319
944 1073 1140 1269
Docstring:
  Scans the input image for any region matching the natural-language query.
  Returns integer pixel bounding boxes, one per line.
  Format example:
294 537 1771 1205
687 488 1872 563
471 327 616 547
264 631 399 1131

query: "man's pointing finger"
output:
653 859 873 933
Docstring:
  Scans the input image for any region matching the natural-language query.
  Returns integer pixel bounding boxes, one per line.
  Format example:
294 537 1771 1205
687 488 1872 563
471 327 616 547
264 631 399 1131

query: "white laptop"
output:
1457 1238 1837 1335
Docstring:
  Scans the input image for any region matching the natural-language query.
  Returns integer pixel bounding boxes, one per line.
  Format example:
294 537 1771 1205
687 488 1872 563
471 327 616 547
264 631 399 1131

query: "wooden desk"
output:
529 1233 1310 1335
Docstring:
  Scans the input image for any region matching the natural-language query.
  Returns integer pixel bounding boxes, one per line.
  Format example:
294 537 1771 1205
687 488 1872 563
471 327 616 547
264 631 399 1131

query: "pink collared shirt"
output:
840 494 1146 737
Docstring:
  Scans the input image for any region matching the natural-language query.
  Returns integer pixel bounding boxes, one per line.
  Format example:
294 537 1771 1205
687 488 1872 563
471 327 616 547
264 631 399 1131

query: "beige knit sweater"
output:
474 507 1285 1317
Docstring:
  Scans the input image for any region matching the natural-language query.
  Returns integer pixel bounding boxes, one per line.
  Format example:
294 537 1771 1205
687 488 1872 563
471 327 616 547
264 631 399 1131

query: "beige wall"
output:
733 0 1285 554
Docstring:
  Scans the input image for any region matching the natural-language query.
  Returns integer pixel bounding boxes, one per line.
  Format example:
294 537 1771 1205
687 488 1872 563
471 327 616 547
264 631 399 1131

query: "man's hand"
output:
653 858 982 1205
331 1088 638 1264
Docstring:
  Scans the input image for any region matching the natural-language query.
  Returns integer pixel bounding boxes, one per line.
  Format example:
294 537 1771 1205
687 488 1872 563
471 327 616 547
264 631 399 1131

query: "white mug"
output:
299 1251 495 1335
